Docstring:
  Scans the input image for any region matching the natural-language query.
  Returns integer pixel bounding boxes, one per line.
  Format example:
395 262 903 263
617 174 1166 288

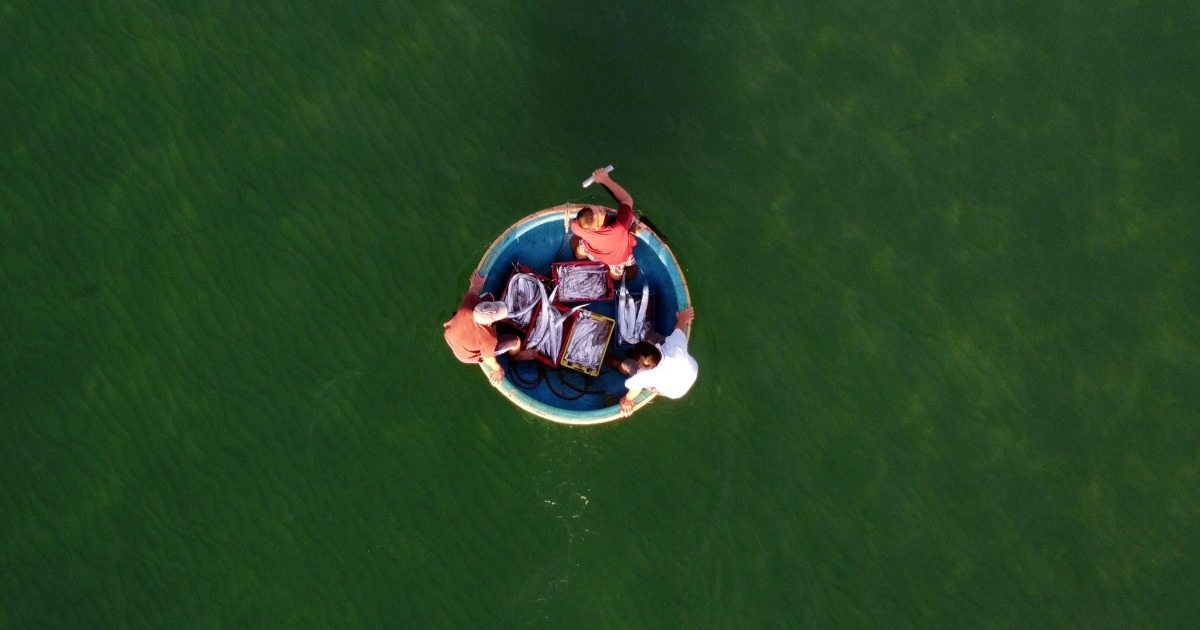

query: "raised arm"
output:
591 168 633 212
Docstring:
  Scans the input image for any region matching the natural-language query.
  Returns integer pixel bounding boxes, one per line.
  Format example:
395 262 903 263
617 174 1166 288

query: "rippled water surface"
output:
3 2 1198 627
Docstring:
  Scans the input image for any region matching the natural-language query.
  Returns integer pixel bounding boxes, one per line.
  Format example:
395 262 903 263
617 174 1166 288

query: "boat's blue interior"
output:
478 210 686 414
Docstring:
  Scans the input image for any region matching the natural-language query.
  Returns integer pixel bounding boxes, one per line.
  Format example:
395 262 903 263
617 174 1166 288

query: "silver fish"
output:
635 282 649 339
562 311 613 370
617 278 631 341
503 272 545 329
527 285 588 361
616 277 651 345
556 264 610 301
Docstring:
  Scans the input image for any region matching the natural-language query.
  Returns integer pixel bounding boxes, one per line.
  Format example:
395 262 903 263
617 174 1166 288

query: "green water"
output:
3 1 1197 627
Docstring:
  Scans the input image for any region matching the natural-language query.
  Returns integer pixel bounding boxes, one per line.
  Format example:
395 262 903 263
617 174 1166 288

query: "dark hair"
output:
631 341 661 368
577 207 602 229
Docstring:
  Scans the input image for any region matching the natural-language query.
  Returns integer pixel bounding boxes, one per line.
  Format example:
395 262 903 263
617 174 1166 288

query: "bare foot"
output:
511 349 538 361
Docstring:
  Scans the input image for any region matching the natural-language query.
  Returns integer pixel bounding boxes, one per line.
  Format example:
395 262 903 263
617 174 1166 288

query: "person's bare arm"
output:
482 356 504 384
458 272 486 310
675 307 695 332
620 387 644 415
592 168 633 210
468 271 485 296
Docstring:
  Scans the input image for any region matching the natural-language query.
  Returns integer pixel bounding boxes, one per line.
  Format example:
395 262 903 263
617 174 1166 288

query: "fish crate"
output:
500 264 553 333
614 295 653 349
558 310 616 377
551 261 614 304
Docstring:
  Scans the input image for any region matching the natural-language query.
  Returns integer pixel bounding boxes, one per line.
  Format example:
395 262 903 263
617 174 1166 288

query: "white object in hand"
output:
581 165 614 188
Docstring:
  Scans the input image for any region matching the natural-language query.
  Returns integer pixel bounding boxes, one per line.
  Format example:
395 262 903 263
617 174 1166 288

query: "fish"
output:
562 312 613 369
526 285 588 361
502 271 545 328
635 283 650 339
617 278 630 342
556 264 609 301
524 288 554 355
616 277 651 345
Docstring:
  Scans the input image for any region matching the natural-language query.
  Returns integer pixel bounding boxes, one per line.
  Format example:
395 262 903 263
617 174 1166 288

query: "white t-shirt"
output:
624 329 698 399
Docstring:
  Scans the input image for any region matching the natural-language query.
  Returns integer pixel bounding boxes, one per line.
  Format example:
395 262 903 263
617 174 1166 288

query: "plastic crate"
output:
558 310 616 376
551 260 614 303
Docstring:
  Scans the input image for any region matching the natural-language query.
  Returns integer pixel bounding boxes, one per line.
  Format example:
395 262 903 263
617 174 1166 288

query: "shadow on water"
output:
302 369 365 434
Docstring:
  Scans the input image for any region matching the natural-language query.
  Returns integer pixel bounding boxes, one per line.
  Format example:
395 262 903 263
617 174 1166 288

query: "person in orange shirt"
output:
443 271 521 384
569 168 638 281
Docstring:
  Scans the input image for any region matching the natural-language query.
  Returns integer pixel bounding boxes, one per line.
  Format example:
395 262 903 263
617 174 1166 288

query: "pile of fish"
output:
561 311 614 371
524 287 588 362
616 278 651 345
507 264 645 367
555 264 610 301
502 272 545 329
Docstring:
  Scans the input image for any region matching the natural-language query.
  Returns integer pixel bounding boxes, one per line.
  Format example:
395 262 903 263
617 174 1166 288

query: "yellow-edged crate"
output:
558 309 615 376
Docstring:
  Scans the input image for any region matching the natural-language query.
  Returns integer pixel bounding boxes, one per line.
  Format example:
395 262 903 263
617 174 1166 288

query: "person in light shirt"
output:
612 307 698 415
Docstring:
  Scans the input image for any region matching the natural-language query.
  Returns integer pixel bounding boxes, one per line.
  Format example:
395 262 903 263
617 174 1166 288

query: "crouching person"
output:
612 307 698 415
569 168 638 281
443 271 521 384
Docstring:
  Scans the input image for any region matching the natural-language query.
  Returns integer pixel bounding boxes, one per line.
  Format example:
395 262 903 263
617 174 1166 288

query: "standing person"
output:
611 307 698 415
569 167 638 281
443 271 521 384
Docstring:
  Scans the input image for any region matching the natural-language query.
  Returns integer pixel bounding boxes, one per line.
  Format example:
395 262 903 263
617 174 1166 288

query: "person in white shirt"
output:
611 307 698 415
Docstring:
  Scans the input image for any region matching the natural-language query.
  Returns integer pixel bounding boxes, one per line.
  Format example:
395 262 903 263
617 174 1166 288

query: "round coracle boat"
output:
476 204 691 425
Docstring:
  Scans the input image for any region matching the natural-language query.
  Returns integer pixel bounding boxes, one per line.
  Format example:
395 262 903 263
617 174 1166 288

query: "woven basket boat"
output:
476 204 691 425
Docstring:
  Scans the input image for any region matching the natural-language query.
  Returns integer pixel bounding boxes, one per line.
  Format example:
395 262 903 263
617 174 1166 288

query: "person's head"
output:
473 301 508 325
631 341 661 370
577 207 605 230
